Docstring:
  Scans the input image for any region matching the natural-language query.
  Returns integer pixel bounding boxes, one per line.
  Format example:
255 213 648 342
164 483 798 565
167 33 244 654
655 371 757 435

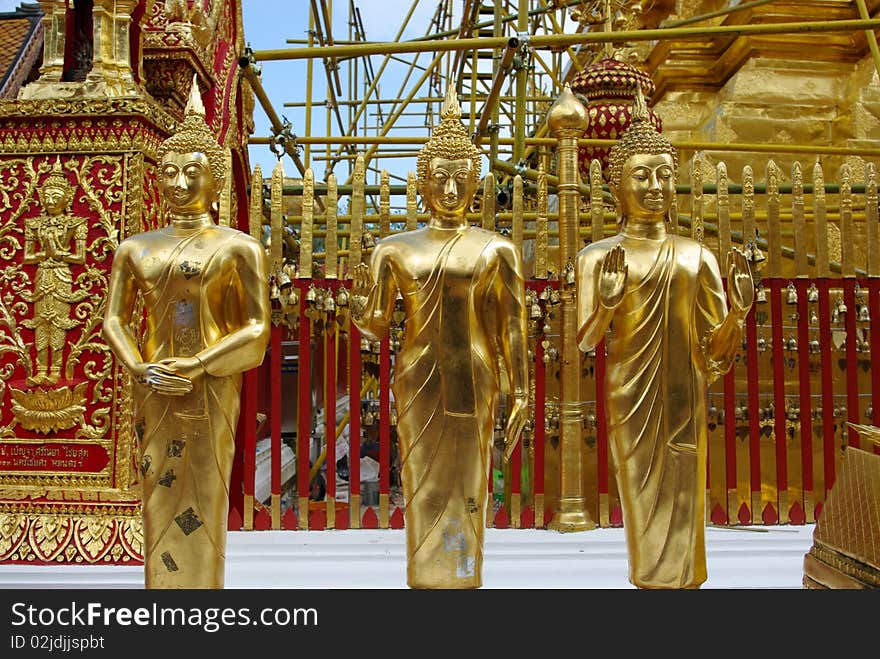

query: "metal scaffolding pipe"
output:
474 37 519 144
250 18 880 61
239 57 307 176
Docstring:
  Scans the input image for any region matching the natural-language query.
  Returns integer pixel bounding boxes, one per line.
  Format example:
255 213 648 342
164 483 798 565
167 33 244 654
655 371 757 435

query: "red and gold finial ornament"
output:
568 56 662 182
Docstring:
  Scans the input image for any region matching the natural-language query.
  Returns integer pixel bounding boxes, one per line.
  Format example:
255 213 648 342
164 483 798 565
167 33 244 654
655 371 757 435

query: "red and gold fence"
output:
231 149 879 532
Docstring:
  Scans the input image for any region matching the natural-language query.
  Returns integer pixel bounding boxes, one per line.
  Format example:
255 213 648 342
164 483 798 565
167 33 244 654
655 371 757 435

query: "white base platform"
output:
0 524 815 589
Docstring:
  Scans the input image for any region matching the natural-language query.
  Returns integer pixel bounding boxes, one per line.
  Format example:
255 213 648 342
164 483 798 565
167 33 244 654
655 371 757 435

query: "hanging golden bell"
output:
564 261 576 285
786 282 798 304
372 340 381 354
807 283 819 303
810 337 820 354
283 263 298 283
360 337 371 352
542 321 552 335
270 282 281 300
585 408 596 429
363 411 375 426
305 284 317 302
836 296 847 315
859 305 870 322
549 288 561 305
362 232 376 249
757 334 768 352
786 334 798 352
755 284 767 303
750 243 766 264
809 309 818 324
538 286 550 302
530 302 543 319
336 287 349 306
325 295 336 313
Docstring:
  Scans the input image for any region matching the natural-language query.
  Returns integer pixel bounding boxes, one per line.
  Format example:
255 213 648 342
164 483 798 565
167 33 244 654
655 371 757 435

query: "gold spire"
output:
416 83 481 188
185 73 206 117
157 75 227 183
44 157 70 191
631 83 649 123
440 81 461 121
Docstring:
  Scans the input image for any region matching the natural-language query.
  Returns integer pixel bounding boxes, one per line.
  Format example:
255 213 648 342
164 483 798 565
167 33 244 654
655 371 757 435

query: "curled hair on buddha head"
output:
606 84 678 195
157 75 227 185
416 83 482 189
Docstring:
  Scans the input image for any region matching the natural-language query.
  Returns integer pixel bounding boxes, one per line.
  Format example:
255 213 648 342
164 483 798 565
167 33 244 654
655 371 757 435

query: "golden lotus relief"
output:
9 384 88 434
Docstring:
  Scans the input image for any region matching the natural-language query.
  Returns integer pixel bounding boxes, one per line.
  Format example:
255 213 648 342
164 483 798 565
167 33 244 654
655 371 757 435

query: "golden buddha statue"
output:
103 78 270 589
350 83 529 589
575 87 754 589
22 159 88 386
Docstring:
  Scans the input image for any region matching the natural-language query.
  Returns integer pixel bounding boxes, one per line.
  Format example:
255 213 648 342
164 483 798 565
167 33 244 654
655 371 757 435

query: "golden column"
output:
547 86 594 532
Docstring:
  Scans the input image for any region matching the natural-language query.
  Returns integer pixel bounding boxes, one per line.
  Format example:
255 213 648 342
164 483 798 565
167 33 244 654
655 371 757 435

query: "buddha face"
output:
159 151 216 216
423 157 477 216
617 153 675 223
39 184 70 216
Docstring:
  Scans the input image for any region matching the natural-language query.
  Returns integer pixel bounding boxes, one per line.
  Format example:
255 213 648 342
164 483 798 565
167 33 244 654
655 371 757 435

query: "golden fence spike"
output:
766 159 781 277
249 164 263 241
406 171 418 231
326 173 338 279
792 161 808 277
813 162 829 277
839 162 854 277
691 153 704 243
300 168 314 278
350 154 365 267
742 164 755 256
379 169 390 239
482 171 496 231
717 161 730 269
270 160 284 274
589 158 604 243
866 162 878 277
535 162 549 279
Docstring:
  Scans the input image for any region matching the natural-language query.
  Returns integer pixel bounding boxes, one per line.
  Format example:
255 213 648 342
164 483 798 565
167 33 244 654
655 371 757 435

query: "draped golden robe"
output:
577 234 736 589
355 226 527 589
107 225 269 588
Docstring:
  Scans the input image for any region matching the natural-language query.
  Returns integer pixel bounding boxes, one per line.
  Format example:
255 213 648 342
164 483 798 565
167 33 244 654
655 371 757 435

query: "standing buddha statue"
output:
350 83 529 589
576 87 754 589
103 77 270 589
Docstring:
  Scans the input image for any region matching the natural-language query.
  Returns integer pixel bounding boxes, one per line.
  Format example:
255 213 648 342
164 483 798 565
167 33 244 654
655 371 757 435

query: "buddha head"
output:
40 159 74 217
606 85 678 226
157 76 227 217
417 84 481 217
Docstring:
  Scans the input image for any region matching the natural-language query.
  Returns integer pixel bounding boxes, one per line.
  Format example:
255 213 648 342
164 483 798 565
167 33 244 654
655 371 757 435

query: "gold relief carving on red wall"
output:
0 154 127 489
